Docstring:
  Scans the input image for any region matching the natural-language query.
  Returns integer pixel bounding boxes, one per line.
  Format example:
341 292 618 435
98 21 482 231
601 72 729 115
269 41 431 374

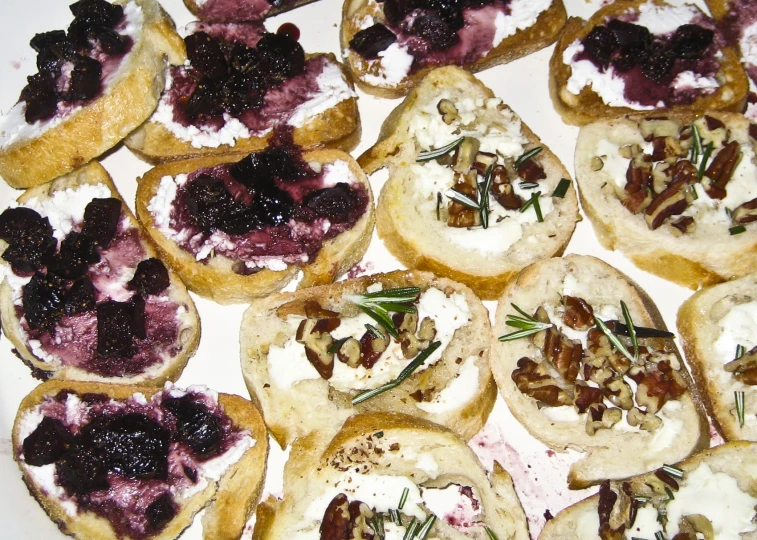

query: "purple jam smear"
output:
190 0 305 23
22 388 247 540
719 0 757 86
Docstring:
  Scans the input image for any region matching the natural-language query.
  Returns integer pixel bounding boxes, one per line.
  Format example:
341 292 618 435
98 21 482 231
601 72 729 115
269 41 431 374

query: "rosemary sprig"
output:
730 225 746 235
445 188 481 210
655 532 666 540
633 496 651 504
352 342 442 404
436 192 443 221
371 514 386 540
552 178 571 198
595 316 635 363
621 300 638 361
664 487 675 501
403 518 419 540
365 324 385 339
661 464 684 479
485 526 499 540
399 487 409 510
347 287 421 338
498 303 553 341
479 165 494 229
515 146 543 168
390 509 402 526
328 337 349 354
688 184 699 200
416 137 464 162
736 390 746 427
416 515 436 540
698 142 714 178
690 124 703 163
520 191 544 222
519 182 540 190
374 431 384 438
736 344 746 359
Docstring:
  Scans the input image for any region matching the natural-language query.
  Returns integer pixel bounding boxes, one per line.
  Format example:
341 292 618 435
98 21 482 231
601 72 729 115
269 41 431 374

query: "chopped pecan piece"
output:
336 337 362 368
472 151 497 174
544 327 583 384
392 312 418 334
448 172 480 228
723 348 757 373
750 123 757 141
320 493 351 539
704 115 725 131
517 159 546 182
304 300 340 319
586 404 622 435
437 99 459 125
490 164 522 210
347 500 375 539
604 377 634 410
597 481 627 540
574 383 603 413
511 357 572 406
626 407 662 431
644 178 690 230
359 330 389 369
671 216 695 235
636 361 686 414
735 369 757 385
562 296 594 331
704 140 741 199
296 319 336 379
453 137 480 173
732 197 757 224
625 161 652 194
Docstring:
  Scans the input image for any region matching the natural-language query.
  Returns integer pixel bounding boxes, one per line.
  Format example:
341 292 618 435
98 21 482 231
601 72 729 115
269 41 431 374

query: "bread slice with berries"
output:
340 0 566 98
0 0 185 189
0 161 200 385
575 111 757 290
549 0 748 126
677 272 757 442
489 255 709 490
254 412 530 539
240 270 496 447
539 442 757 540
182 0 321 23
361 66 579 301
13 380 268 540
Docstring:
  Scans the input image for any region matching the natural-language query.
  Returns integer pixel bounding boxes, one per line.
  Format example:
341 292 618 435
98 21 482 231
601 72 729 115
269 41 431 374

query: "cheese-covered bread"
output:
361 66 579 301
575 112 757 289
13 380 268 540
490 255 709 489
240 270 496 447
0 161 200 385
539 442 757 540
254 412 530 539
678 272 757 442
340 0 566 98
0 0 184 189
550 0 748 125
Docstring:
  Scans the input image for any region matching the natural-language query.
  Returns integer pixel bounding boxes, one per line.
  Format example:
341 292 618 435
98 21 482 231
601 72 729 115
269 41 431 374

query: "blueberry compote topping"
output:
21 388 247 539
20 0 134 123
0 195 181 377
168 134 369 272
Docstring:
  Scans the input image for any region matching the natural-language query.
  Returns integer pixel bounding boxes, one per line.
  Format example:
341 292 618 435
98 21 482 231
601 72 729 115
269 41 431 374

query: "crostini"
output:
182 0 321 23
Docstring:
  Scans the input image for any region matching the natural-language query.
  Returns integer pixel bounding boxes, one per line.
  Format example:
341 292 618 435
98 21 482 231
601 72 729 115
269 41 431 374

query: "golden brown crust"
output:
0 161 201 385
135 149 375 304
0 0 185 189
12 380 269 540
549 0 749 126
340 0 567 98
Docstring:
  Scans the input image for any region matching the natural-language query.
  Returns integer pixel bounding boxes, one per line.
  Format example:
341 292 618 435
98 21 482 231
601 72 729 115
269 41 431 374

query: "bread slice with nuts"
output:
340 0 566 98
239 270 496 448
575 111 757 290
677 272 757 442
549 0 748 126
135 145 374 304
0 0 185 189
539 442 757 540
13 379 268 540
254 412 530 539
0 161 200 385
489 255 709 490
361 66 579 301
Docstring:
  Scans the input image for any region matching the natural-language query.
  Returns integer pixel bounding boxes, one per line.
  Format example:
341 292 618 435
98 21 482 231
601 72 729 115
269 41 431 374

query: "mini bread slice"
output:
678 272 757 442
575 112 757 290
340 0 566 98
0 0 185 189
0 161 200 385
539 442 757 540
549 0 748 126
136 146 374 304
254 412 530 539
362 66 579 300
489 255 709 489
240 270 496 447
13 380 268 540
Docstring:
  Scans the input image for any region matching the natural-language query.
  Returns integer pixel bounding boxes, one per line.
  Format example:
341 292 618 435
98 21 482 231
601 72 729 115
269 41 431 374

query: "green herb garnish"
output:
328 337 349 354
445 188 480 210
416 137 464 162
698 142 714 178
403 518 419 540
736 390 746 427
514 146 543 169
664 487 675 501
633 496 651 504
485 526 499 540
621 300 638 361
690 124 703 163
661 465 684 479
479 165 494 229
730 225 747 235
736 344 746 359
352 342 442 405
436 192 442 221
655 532 666 540
416 515 436 540
365 324 385 339
374 431 384 438
519 182 539 190
347 287 421 339
688 185 699 200
390 509 402 526
399 487 409 510
371 514 386 539
595 317 635 363
498 303 553 341
520 191 543 222
552 178 571 198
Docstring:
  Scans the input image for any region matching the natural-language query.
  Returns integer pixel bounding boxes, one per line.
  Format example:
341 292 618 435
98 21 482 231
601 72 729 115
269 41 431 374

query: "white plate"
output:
0 0 718 538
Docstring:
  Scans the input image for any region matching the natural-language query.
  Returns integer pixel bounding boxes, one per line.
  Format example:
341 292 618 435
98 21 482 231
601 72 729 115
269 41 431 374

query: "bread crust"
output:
0 0 185 189
11 380 268 540
0 161 200 385
124 54 361 163
240 270 496 447
182 0 321 22
575 111 757 290
135 148 375 304
340 0 567 98
677 272 757 442
362 66 579 300
489 255 709 489
549 0 749 126
255 412 530 539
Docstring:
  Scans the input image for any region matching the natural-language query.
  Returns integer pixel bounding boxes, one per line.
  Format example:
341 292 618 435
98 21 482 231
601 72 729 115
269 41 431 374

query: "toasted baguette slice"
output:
539 442 757 540
254 412 529 539
575 112 757 290
678 272 757 442
182 0 321 22
340 0 566 98
136 148 374 304
549 0 748 126
12 380 268 540
0 0 185 189
489 255 709 489
240 270 496 447
361 67 579 301
0 161 200 385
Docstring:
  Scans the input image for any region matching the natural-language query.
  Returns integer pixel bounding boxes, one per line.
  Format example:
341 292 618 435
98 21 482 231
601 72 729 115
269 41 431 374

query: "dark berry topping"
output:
22 272 67 332
30 30 69 54
69 0 124 29
349 24 397 59
130 295 146 339
146 493 177 532
185 32 228 81
63 277 95 315
185 175 259 234
607 19 652 51
409 15 459 51
48 231 100 280
20 72 59 123
96 299 143 357
249 184 294 227
230 144 314 187
56 440 109 495
64 56 102 101
0 207 56 274
127 258 170 296
163 395 223 458
82 197 121 249
641 43 675 84
257 32 305 83
23 417 72 466
276 23 301 42
669 24 713 59
303 183 361 223
583 26 617 67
